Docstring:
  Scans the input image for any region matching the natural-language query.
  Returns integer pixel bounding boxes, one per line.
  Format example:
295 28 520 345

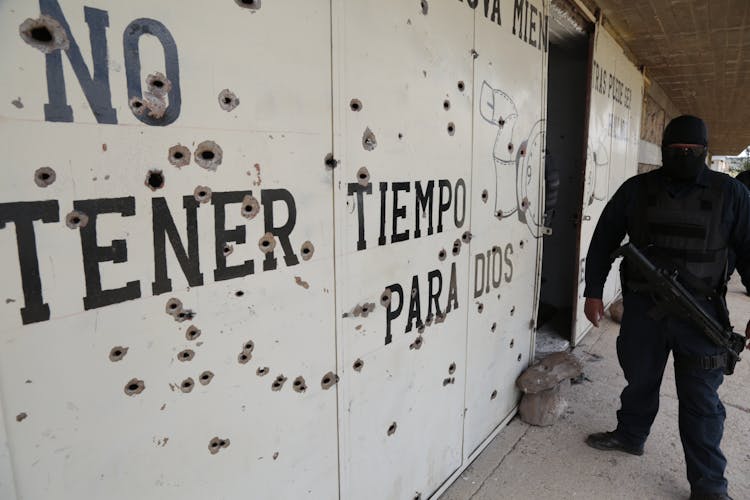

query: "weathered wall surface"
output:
639 78 682 173
0 1 549 499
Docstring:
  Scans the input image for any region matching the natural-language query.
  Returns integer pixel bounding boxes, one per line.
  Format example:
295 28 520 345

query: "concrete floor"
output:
441 276 750 500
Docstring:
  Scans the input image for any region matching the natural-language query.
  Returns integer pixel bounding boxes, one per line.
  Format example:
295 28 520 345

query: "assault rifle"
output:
612 243 746 375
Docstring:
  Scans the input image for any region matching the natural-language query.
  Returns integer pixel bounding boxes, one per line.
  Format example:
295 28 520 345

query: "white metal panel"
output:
0 2 337 499
463 0 548 458
331 2 475 499
572 24 643 344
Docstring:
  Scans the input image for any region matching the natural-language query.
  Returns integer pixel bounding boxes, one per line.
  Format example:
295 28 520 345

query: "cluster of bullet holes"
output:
199 371 214 386
258 232 276 254
234 0 261 10
356 167 370 187
409 335 424 350
272 374 287 391
300 241 315 261
321 371 339 390
292 376 307 394
241 194 260 219
362 127 377 151
194 186 212 204
180 377 194 393
256 366 269 377
177 349 195 362
238 340 254 364
218 89 240 112
19 15 69 54
491 389 498 400
380 288 392 308
168 144 191 168
420 0 429 15
165 297 195 322
109 346 128 362
324 153 338 170
145 170 165 191
34 167 56 188
443 377 455 386
124 378 145 396
350 99 362 112
452 238 462 256
16 413 28 423
65 210 89 230
208 437 230 455
353 358 364 372
447 122 456 136
438 248 447 261
129 73 171 119
353 302 375 318
481 189 489 203
387 422 397 436
185 325 201 341
194 141 223 171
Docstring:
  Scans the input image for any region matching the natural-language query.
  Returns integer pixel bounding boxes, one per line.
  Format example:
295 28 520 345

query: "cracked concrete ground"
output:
441 275 750 500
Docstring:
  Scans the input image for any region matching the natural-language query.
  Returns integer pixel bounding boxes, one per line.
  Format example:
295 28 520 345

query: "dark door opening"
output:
537 4 591 350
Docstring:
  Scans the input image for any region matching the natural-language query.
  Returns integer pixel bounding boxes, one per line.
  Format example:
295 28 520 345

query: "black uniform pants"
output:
615 292 728 495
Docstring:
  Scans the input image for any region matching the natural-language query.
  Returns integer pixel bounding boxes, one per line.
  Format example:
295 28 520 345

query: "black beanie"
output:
662 115 708 146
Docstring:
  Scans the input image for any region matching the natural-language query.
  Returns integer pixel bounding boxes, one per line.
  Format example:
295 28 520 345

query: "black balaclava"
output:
661 115 708 180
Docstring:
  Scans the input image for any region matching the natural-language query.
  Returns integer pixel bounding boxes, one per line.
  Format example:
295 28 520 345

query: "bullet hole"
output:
350 99 362 112
218 89 240 111
168 145 191 168
507 142 514 153
461 231 472 243
243 341 255 353
380 288 392 307
321 371 338 390
510 338 515 348
178 349 195 362
145 170 165 191
256 367 269 376
165 298 183 316
481 190 489 203
443 377 455 386
414 493 422 500
194 141 223 171
180 377 194 393
443 99 450 111
191 185 212 204
19 16 69 53
300 241 315 261
222 243 234 257
498 117 506 127
411 288 418 299
146 72 171 98
11 98 23 109
124 378 145 396
199 371 214 386
409 336 424 350
387 422 397 436
519 240 525 249
418 324 425 334
292 376 307 393
449 362 457 374
65 210 89 229
458 81 465 92
129 97 146 116
438 248 447 261
258 233 277 254
16 412 27 422
272 374 287 391
362 127 377 151
240 194 260 219
143 93 167 119
420 0 429 15
295 276 310 289
452 239 462 256
398 133 403 140
33 166 57 188
273 452 279 460
353 302 376 318
435 312 446 324
470 49 479 59
324 153 338 170
185 326 201 341
517 353 523 362
353 359 364 372
491 390 498 400
356 166 370 187
510 306 516 316
477 303 484 313
235 290 245 298
176 309 196 322
425 314 434 326
447 122 456 136
491 322 497 332
238 352 252 364
109 346 129 362
519 144 527 157
235 0 261 9
520 198 530 211
495 210 504 219
208 437 230 455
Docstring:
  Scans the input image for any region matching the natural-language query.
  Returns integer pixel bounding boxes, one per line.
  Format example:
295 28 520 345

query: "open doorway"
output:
536 1 591 352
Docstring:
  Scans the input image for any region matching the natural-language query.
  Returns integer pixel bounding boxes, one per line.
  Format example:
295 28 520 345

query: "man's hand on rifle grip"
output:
585 298 605 328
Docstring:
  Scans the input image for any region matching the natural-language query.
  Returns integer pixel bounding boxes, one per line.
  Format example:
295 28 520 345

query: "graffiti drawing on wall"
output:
584 126 610 206
479 81 545 237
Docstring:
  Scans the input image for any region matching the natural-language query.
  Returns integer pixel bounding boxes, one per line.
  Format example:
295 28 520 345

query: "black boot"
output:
585 431 644 456
689 492 732 500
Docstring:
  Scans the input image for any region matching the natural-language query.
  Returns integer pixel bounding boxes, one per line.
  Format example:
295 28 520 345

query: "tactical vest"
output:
626 171 729 295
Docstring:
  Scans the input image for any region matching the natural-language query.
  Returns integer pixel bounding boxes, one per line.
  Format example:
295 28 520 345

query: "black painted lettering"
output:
151 197 203 295
427 269 443 320
504 243 514 282
391 182 410 244
437 179 452 233
385 284 404 345
467 0 479 8
524 1 529 43
474 253 485 299
261 189 299 271
40 1 116 123
75 197 141 310
405 275 422 333
492 246 502 288
446 262 459 313
454 178 466 228
212 191 254 281
378 182 387 246
485 250 491 293
491 0 501 24
513 0 524 36
414 180 434 239
0 201 59 324
348 182 373 251
540 13 548 52
529 4 537 48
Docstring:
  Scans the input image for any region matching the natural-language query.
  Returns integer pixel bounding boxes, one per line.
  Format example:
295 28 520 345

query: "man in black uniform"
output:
582 115 750 500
